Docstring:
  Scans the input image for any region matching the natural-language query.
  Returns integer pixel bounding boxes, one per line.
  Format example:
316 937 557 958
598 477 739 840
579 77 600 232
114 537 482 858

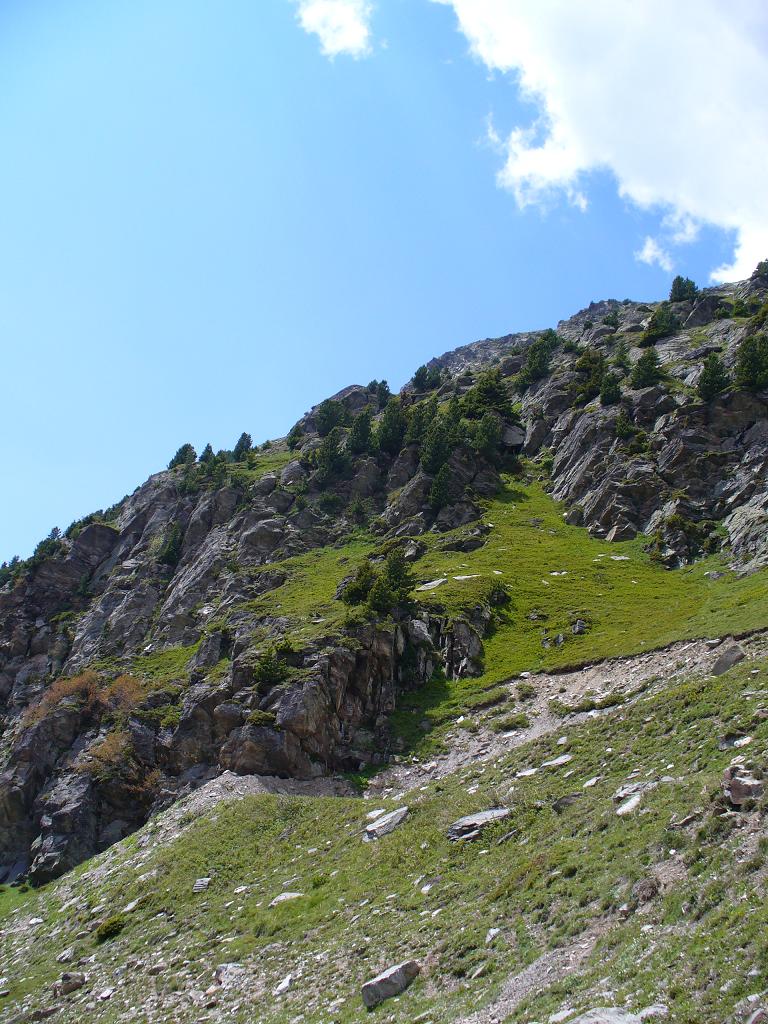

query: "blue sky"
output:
1 0 763 561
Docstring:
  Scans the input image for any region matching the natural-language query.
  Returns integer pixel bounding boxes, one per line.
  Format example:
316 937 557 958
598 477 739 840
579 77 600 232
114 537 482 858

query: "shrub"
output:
247 709 277 728
734 334 768 390
253 648 288 690
24 671 103 726
697 353 730 401
157 523 184 567
602 310 620 330
168 443 196 469
315 399 347 437
631 348 663 388
95 913 127 943
376 397 407 455
669 275 698 302
641 302 678 345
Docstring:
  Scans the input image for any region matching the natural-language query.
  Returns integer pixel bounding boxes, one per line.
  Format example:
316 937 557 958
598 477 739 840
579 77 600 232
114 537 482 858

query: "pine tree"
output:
233 432 252 461
348 409 373 455
697 354 730 401
168 443 196 469
599 373 622 405
429 463 451 511
631 349 663 388
199 443 214 464
420 417 451 474
669 275 698 302
734 334 768 390
376 398 407 455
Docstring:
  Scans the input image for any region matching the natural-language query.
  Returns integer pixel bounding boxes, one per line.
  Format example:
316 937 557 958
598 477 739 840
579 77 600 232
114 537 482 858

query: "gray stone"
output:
364 806 409 841
711 643 746 676
361 960 420 1008
447 808 510 842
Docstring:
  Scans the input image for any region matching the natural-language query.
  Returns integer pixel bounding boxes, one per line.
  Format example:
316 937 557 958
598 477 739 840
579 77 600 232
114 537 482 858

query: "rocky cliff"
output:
1 265 768 888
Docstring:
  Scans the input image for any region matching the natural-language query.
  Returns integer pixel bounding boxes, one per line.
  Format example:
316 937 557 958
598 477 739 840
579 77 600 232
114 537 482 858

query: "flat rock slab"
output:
364 806 409 841
361 960 420 1008
448 807 510 842
417 578 447 591
269 891 304 908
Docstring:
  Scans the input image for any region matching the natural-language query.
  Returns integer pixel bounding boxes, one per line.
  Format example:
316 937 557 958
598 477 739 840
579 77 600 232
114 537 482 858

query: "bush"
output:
253 648 288 689
95 913 127 943
168 443 196 469
24 671 103 726
631 348 663 388
157 523 183 567
641 302 678 346
247 709 277 728
734 334 768 390
602 310 620 330
697 353 730 401
669 275 698 302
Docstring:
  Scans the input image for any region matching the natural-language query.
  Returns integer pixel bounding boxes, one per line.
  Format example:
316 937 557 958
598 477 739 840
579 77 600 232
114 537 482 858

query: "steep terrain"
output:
1 267 768 1023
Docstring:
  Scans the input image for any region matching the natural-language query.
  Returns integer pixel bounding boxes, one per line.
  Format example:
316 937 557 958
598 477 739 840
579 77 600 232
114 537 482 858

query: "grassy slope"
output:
390 473 768 750
1 655 766 1024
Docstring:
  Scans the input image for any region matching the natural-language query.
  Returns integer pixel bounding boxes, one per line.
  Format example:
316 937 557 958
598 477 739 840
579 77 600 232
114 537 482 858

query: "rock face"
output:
1 269 767 883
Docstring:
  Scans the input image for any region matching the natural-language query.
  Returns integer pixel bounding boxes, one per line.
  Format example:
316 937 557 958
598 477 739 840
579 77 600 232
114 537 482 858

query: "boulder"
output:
363 806 408 841
361 960 420 1008
447 807 510 842
722 762 764 806
711 643 746 676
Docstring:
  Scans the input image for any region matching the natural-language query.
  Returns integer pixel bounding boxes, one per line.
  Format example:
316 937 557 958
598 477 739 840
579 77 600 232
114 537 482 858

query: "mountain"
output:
1 268 768 1024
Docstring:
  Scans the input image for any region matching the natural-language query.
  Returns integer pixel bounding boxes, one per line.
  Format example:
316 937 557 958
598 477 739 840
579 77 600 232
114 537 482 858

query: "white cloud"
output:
434 0 768 282
296 0 373 59
635 236 673 274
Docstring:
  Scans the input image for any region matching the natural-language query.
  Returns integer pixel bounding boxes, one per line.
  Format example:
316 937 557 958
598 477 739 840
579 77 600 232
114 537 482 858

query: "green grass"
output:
243 531 378 645
3 655 767 1023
